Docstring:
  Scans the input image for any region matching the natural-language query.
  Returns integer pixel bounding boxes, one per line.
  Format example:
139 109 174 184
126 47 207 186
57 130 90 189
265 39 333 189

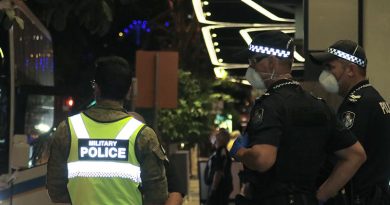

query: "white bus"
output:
0 1 68 204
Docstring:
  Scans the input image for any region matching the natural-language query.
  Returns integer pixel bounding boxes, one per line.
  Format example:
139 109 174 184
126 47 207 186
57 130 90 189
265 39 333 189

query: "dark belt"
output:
351 186 390 205
332 185 390 205
258 193 318 205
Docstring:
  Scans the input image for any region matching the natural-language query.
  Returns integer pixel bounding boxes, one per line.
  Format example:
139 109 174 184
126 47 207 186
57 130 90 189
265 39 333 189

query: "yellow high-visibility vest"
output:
67 113 144 205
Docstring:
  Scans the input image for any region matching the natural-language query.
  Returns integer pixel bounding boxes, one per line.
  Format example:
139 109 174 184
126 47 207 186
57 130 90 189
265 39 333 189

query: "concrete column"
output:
363 0 390 101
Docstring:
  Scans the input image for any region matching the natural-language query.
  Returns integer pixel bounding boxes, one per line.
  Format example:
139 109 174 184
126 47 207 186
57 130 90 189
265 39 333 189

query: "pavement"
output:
182 177 236 205
183 177 201 205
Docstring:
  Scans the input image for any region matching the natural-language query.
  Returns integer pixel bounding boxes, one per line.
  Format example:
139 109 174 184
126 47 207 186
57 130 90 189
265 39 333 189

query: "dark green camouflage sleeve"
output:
136 126 169 204
46 121 71 203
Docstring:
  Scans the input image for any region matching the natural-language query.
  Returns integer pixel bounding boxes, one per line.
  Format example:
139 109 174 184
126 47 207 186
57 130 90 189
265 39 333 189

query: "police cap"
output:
236 30 295 60
310 40 367 69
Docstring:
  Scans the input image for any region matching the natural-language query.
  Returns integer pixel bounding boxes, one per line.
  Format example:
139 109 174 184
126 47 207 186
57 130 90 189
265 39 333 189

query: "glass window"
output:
24 94 54 167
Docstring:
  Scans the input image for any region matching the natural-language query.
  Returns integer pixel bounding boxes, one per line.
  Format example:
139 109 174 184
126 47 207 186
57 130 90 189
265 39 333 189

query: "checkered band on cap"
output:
249 44 291 58
328 48 366 67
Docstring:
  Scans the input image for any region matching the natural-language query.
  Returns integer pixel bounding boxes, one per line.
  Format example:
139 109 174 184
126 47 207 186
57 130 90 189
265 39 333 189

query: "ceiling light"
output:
214 67 228 79
193 0 276 26
241 0 295 22
294 51 305 62
0 48 4 59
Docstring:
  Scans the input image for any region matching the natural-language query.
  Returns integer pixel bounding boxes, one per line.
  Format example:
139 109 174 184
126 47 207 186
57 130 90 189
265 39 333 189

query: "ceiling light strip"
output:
241 0 295 22
193 0 292 26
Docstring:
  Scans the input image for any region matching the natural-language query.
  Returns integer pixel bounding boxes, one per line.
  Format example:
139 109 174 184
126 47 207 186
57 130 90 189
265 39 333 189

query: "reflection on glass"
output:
24 95 54 167
25 95 54 135
13 10 54 87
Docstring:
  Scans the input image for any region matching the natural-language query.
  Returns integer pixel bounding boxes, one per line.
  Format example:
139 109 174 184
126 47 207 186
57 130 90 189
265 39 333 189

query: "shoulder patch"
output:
153 145 169 162
252 107 264 125
379 101 390 115
342 111 355 129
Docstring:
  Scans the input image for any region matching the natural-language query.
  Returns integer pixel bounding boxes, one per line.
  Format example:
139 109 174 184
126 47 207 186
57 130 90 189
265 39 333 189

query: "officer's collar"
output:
345 80 371 103
346 80 371 96
267 79 300 92
93 99 127 112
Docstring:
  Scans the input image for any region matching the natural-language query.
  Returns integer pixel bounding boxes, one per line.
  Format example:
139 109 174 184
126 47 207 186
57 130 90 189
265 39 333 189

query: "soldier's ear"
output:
347 63 359 77
268 56 277 70
93 83 101 99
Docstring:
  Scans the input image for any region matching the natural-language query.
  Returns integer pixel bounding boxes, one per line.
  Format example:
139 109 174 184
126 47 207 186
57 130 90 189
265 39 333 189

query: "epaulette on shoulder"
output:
309 92 326 103
347 94 362 103
255 92 271 102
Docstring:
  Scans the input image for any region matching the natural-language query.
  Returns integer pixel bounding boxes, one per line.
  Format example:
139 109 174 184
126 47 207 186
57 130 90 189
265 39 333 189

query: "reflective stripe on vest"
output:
67 114 143 183
70 114 143 140
69 114 89 139
67 161 141 183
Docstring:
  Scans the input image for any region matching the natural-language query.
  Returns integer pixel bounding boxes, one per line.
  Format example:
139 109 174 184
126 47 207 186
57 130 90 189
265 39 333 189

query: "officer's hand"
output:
229 134 249 160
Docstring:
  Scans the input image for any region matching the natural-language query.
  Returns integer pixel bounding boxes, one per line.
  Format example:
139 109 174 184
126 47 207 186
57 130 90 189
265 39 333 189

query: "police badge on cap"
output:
342 111 355 129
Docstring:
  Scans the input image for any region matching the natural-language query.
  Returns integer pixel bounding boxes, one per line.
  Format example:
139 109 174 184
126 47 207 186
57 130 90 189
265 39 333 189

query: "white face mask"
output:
210 135 216 145
319 70 339 93
245 67 276 90
245 67 266 90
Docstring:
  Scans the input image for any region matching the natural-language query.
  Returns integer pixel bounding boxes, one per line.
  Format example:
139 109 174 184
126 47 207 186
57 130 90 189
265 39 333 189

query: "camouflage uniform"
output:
47 100 168 204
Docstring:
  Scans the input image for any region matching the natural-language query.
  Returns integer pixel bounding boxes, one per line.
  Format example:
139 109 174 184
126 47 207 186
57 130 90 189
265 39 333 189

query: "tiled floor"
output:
183 177 236 205
183 178 200 205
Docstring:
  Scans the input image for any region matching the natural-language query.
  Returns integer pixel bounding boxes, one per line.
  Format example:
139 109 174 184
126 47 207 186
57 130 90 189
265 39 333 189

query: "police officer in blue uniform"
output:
229 30 367 205
311 40 390 205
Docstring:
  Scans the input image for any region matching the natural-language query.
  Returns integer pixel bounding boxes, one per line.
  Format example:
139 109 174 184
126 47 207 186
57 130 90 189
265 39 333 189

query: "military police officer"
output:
47 56 168 205
311 40 390 205
229 30 367 205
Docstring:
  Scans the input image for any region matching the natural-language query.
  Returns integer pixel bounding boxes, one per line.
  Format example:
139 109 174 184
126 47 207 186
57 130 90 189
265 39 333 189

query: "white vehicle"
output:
0 1 69 204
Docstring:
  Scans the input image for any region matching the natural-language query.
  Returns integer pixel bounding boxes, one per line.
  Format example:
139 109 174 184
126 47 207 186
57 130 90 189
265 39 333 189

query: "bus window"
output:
13 8 54 87
24 95 54 136
24 94 55 166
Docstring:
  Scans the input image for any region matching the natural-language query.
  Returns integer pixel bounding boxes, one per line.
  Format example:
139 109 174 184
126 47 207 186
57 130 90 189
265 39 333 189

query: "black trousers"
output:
235 194 318 205
325 186 390 205
325 195 390 205
260 194 318 205
206 188 231 205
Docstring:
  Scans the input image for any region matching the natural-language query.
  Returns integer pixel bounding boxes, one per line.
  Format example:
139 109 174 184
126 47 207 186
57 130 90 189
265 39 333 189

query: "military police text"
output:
79 139 128 161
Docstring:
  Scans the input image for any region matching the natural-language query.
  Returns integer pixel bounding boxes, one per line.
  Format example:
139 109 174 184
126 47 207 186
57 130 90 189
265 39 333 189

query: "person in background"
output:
311 40 390 205
206 128 233 205
227 130 241 151
47 56 168 205
229 30 366 205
